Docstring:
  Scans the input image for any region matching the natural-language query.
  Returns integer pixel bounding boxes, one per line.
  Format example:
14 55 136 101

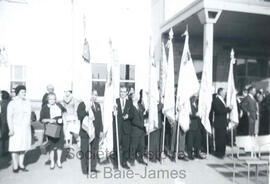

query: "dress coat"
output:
7 97 32 152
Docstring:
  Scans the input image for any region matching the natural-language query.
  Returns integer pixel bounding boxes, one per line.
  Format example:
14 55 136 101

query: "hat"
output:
15 85 26 96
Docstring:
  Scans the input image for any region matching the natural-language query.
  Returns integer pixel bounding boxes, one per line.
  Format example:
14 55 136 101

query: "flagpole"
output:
113 111 121 170
161 115 166 164
175 121 180 161
206 132 209 158
148 126 150 165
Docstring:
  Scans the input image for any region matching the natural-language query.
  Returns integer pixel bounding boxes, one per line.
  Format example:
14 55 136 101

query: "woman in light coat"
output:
7 85 32 173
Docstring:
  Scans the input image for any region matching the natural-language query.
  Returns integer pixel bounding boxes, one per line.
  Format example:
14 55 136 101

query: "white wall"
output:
0 0 152 101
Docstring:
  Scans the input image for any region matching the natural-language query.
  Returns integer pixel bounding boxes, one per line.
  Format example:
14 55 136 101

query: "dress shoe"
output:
138 160 147 166
12 168 19 173
44 160 51 165
130 162 135 166
195 153 206 159
19 166 29 172
188 155 194 160
91 169 100 173
122 163 130 170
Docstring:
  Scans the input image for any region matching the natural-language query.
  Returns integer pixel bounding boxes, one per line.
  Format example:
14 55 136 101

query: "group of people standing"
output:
1 83 269 175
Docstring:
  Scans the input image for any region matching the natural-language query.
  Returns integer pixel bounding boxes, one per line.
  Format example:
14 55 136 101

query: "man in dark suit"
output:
241 86 258 136
212 88 232 158
113 87 133 169
129 94 147 166
187 94 205 160
77 90 103 174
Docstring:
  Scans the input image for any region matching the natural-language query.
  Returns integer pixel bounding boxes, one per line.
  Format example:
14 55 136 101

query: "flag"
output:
198 43 213 134
160 43 168 104
176 30 199 132
226 49 239 129
82 38 90 63
82 109 95 143
163 28 175 123
146 45 159 134
99 39 118 162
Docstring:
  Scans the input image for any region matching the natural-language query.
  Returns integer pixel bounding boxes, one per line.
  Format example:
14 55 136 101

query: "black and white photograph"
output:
0 0 270 183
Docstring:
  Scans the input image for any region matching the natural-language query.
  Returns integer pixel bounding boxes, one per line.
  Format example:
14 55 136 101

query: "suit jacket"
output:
212 96 231 129
130 103 145 137
189 99 200 131
116 97 133 134
91 102 103 137
241 95 258 124
77 102 89 138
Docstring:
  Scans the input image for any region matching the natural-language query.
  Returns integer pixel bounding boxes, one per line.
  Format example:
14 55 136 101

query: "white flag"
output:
147 48 159 134
226 49 239 129
161 43 168 103
163 28 175 123
198 42 213 134
176 31 199 132
82 109 95 143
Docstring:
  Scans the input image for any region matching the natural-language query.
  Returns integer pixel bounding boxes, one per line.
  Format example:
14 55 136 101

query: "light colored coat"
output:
7 97 31 152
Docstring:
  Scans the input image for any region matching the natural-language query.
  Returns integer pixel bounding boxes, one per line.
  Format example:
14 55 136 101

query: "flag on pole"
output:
198 45 213 134
82 109 95 143
99 64 114 162
226 49 239 129
99 39 118 162
160 43 168 104
146 44 159 134
163 28 175 123
176 30 199 132
82 38 90 63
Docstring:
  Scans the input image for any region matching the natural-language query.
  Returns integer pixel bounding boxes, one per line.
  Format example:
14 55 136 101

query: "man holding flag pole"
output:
175 27 200 161
162 28 176 163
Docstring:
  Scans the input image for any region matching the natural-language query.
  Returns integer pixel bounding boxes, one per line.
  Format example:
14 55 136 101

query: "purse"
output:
45 123 61 138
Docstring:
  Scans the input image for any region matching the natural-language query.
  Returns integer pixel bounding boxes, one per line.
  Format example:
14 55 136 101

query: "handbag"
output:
45 123 61 138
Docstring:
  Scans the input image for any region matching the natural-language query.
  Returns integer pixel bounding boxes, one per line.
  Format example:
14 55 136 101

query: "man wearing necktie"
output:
113 87 133 169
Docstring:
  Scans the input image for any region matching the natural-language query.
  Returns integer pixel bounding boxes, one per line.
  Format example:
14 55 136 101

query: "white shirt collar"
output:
217 95 226 105
248 94 255 100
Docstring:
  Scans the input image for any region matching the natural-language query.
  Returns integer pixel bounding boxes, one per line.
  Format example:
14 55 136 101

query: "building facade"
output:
152 0 270 92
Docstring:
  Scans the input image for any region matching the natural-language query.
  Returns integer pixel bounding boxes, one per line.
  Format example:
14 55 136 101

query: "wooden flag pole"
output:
206 132 209 158
232 127 236 183
175 122 180 161
161 115 166 164
88 139 91 177
147 126 150 165
114 112 121 169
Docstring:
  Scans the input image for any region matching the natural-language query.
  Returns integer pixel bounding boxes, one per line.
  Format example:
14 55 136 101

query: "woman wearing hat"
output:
7 85 32 173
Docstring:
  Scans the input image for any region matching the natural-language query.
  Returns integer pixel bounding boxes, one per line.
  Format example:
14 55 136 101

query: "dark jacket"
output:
189 98 200 131
77 102 89 138
241 95 258 124
91 102 103 137
212 96 231 129
0 100 10 138
130 103 145 137
116 98 133 134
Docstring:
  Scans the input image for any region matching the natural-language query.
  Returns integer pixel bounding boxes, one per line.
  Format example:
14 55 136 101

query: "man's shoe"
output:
188 155 194 160
122 163 130 170
138 160 147 166
130 162 135 166
44 159 51 165
91 169 100 173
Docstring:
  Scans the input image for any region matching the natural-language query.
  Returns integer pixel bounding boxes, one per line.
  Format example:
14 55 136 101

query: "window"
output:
10 65 26 92
91 63 136 97
91 63 107 96
120 64 135 91
235 58 269 90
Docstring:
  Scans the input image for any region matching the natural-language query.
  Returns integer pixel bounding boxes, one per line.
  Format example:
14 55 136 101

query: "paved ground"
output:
0 131 268 184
